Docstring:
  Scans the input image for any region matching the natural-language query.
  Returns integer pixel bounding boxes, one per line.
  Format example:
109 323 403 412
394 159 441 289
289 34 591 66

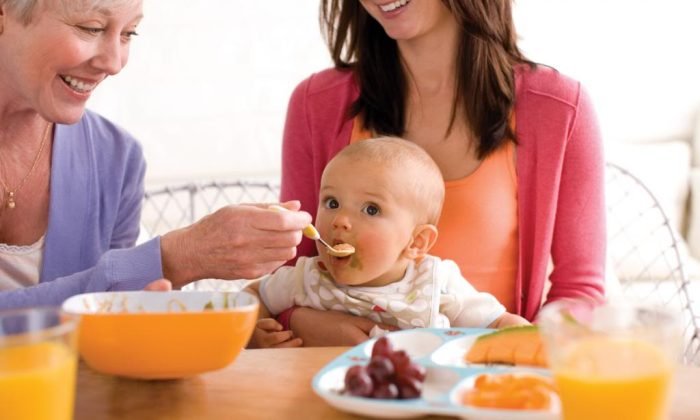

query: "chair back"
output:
141 180 280 237
606 162 699 364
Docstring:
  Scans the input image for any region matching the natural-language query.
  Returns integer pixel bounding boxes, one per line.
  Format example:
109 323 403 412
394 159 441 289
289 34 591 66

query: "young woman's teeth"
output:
61 75 96 93
380 0 410 12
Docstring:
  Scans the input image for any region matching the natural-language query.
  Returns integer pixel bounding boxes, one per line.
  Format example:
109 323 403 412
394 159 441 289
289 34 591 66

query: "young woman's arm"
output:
546 85 606 305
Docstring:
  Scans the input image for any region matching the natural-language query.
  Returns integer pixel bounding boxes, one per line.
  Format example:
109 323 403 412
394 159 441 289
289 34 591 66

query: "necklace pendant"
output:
0 122 51 211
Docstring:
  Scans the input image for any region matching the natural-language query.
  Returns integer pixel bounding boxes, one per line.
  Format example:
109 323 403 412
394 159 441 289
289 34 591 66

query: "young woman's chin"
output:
378 21 420 41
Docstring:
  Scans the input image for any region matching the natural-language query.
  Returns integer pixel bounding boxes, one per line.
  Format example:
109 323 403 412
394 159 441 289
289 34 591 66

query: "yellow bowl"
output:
62 290 258 379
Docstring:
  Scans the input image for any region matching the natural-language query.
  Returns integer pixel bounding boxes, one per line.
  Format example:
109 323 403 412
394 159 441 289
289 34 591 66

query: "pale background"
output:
89 0 700 252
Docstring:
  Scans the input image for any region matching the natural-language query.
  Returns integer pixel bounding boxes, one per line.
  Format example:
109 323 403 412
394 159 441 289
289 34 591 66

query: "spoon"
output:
268 205 355 257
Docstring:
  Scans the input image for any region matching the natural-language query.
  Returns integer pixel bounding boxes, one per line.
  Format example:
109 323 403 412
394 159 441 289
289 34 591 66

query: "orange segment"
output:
462 373 556 410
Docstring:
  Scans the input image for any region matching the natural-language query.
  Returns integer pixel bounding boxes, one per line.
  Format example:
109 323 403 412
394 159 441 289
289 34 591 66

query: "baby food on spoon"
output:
267 204 355 257
329 242 355 258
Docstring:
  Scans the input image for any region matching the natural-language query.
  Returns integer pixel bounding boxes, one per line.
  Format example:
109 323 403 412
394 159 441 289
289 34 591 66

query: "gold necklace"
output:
0 122 52 210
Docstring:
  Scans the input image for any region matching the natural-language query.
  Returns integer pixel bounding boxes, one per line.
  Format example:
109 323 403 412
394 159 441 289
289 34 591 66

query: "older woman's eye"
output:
121 30 139 42
362 204 380 216
77 25 104 35
324 197 339 209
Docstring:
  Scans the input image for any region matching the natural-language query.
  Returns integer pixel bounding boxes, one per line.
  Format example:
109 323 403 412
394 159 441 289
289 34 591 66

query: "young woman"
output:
279 0 605 345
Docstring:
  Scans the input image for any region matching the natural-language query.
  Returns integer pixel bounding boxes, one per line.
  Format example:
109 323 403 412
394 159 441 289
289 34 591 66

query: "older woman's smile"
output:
60 75 99 94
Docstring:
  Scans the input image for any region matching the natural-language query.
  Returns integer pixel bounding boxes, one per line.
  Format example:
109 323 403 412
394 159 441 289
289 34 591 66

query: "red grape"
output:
389 350 411 372
343 337 425 400
371 336 394 358
368 355 395 383
400 362 426 381
344 365 373 397
396 375 423 399
372 382 399 399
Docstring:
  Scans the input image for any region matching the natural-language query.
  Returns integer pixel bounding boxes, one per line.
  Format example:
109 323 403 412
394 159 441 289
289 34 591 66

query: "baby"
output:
246 137 528 348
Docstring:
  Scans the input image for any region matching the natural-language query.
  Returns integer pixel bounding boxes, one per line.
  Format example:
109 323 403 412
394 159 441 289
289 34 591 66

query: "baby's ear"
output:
404 224 438 259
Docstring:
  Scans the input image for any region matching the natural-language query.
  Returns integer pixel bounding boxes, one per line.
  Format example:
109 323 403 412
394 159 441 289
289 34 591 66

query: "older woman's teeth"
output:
380 0 410 12
61 75 97 93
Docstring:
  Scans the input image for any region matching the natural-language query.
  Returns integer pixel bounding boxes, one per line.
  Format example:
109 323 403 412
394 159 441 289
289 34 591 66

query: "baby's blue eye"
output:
362 204 380 216
324 197 339 209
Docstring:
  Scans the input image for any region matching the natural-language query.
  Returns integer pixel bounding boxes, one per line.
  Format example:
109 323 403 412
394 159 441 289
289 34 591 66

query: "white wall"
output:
89 0 700 186
514 0 700 239
89 0 330 184
515 0 700 144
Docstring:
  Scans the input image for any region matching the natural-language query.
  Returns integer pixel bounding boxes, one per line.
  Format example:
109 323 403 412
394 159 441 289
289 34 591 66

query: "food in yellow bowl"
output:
62 290 258 379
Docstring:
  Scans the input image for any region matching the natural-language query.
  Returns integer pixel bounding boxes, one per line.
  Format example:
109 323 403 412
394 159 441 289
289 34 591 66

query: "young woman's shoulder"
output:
299 67 354 93
515 64 585 108
290 67 357 105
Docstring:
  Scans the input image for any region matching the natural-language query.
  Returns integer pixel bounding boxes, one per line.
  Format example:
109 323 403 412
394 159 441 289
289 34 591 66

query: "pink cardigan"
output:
280 65 605 321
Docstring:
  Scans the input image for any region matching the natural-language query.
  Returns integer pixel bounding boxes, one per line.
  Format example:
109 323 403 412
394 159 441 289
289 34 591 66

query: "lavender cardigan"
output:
0 110 164 310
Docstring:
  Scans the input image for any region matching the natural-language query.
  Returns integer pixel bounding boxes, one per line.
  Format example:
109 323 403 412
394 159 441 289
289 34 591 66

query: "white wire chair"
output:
605 162 700 365
139 170 700 363
141 180 280 238
140 180 281 292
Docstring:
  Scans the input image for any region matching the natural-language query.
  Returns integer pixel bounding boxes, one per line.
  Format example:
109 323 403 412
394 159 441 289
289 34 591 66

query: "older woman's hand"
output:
160 201 311 287
143 279 173 291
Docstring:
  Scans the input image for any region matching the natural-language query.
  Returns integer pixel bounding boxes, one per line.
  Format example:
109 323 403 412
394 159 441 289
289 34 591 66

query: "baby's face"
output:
316 156 418 287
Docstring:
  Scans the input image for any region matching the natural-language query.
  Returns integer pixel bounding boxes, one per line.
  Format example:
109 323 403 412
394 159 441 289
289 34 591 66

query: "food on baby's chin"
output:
462 373 556 410
343 336 426 399
466 325 547 367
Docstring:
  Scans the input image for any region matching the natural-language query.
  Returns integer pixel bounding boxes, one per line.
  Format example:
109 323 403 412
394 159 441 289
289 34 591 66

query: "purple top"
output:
0 110 164 310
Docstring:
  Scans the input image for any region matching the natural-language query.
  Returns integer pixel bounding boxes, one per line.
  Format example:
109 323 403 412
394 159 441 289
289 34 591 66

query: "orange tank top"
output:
350 119 519 312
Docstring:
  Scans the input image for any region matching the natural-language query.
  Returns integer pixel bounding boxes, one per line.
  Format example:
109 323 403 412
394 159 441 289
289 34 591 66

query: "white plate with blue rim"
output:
311 328 560 419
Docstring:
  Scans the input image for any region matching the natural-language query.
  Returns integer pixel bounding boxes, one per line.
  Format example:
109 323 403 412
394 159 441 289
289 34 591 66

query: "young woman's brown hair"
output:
320 0 532 159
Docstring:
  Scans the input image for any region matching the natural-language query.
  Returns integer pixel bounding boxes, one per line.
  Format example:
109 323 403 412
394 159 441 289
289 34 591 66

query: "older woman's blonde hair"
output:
2 0 136 24
332 137 446 225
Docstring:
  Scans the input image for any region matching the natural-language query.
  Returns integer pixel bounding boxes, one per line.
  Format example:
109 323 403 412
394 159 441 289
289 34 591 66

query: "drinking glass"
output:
538 300 682 420
0 307 79 420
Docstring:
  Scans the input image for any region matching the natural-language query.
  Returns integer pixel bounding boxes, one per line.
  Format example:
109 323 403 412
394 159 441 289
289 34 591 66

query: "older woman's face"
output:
0 0 143 124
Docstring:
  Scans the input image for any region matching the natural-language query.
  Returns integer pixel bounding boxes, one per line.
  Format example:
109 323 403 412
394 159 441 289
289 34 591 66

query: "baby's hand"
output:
250 318 303 349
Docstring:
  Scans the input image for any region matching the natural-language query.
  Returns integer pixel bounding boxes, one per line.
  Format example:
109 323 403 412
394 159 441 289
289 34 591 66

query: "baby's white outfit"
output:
258 256 505 329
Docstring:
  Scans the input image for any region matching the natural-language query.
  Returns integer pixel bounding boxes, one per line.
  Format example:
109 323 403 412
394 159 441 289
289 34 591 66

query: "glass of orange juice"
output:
538 300 682 420
0 307 79 420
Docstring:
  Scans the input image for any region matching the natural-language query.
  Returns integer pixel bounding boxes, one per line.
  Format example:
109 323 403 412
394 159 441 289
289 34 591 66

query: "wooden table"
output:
75 347 700 419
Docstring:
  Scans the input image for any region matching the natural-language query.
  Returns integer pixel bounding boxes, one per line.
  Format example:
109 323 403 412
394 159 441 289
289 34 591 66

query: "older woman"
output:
279 0 606 345
0 0 311 309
